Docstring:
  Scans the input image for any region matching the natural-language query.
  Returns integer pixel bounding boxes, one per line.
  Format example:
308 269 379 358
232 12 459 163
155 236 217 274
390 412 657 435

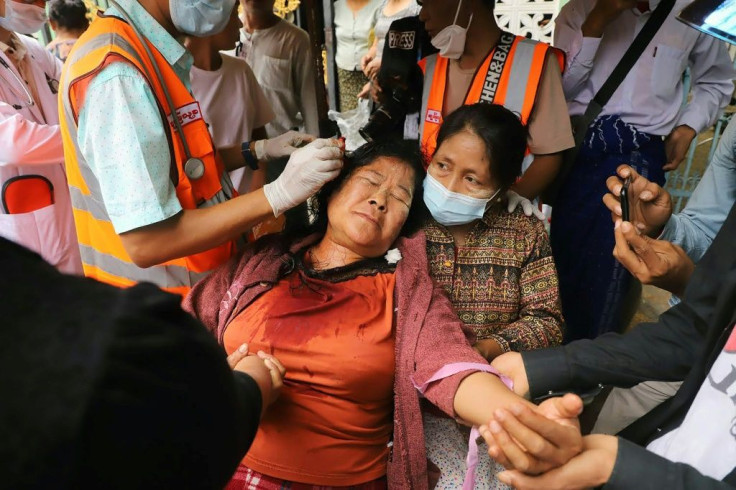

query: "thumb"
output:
540 393 583 422
621 222 658 264
227 343 249 369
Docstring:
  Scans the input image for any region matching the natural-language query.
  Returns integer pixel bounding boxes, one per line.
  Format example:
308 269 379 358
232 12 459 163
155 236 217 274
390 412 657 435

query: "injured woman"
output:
184 139 582 489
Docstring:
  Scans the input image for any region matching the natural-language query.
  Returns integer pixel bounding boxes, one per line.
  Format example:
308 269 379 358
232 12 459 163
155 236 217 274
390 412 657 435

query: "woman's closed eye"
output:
359 176 380 187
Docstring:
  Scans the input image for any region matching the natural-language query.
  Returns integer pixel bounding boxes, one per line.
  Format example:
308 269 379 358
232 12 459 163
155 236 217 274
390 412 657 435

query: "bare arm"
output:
512 153 563 200
120 188 272 268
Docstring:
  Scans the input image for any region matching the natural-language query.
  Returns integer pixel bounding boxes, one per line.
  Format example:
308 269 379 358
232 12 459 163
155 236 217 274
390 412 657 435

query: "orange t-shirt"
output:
223 266 397 486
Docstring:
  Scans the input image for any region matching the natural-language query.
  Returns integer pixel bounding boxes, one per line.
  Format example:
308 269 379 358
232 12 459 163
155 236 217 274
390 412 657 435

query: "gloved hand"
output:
506 190 546 221
263 138 344 217
254 131 316 161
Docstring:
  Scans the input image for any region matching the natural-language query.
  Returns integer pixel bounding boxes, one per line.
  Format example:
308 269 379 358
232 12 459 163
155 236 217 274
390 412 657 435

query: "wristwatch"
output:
241 141 259 170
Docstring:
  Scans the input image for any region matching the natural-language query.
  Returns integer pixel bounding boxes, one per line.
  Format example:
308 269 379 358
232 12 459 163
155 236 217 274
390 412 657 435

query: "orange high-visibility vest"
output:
58 14 237 296
419 33 565 158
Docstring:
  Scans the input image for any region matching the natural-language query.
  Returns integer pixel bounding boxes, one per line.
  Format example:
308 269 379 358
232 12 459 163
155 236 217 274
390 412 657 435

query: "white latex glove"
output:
506 190 546 221
254 130 315 161
263 138 344 217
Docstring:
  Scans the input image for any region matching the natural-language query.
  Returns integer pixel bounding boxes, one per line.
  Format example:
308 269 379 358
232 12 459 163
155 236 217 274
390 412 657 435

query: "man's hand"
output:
506 190 546 221
364 58 381 80
360 52 374 73
491 352 530 397
664 125 696 171
582 0 637 37
496 434 618 490
480 394 584 475
256 350 286 406
602 164 673 236
613 220 695 296
227 343 251 368
255 131 315 161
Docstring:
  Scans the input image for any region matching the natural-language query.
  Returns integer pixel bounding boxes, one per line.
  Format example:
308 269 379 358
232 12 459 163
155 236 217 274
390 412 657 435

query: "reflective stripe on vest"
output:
59 15 237 295
419 35 554 158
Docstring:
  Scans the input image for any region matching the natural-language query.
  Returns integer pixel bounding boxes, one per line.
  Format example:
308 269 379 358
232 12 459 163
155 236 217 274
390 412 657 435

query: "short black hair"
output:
48 0 89 31
434 103 528 190
311 139 428 238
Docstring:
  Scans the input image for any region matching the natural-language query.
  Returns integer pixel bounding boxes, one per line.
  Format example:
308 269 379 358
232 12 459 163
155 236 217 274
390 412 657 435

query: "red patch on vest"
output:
426 109 441 124
168 101 203 130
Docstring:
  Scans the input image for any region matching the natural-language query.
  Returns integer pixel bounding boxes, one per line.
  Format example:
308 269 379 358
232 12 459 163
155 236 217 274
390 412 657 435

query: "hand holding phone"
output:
620 176 631 222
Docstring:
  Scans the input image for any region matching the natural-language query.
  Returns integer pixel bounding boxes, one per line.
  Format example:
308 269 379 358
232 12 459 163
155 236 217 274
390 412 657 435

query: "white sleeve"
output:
0 102 64 165
553 0 602 100
677 35 735 133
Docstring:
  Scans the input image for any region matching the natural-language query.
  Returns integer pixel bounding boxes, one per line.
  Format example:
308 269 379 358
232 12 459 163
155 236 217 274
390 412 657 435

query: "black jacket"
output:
522 201 736 489
0 238 262 489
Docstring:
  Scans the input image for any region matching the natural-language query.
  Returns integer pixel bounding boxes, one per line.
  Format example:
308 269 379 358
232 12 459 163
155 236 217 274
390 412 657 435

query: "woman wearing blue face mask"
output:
421 103 563 489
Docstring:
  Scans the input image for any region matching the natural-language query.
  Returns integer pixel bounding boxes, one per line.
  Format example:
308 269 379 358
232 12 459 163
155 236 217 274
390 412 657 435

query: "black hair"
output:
309 139 428 238
434 103 528 190
48 0 89 31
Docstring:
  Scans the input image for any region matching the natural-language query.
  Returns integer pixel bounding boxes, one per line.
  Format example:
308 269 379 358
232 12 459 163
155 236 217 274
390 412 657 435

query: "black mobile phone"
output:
620 176 631 222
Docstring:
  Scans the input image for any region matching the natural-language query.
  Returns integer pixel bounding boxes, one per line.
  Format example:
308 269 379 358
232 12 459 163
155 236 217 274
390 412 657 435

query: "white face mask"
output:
0 0 48 35
169 0 236 37
430 0 473 60
423 173 501 226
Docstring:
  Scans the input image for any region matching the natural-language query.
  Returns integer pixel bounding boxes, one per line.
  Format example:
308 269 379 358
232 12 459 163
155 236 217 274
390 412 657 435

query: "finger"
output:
637 180 663 203
258 351 286 376
613 221 648 278
315 146 344 161
615 164 635 180
226 343 249 369
605 175 624 196
298 133 316 144
602 193 622 217
481 428 514 469
532 207 546 221
521 199 534 217
620 221 659 266
487 419 540 474
496 408 555 457
497 469 553 490
507 198 517 213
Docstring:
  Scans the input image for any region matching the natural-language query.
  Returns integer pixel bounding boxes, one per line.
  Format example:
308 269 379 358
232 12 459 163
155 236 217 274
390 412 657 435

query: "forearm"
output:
523 307 703 399
120 189 272 268
454 372 535 426
512 153 563 199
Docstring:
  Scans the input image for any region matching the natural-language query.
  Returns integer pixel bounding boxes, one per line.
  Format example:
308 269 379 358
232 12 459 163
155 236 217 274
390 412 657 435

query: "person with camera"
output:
417 0 574 203
550 0 734 344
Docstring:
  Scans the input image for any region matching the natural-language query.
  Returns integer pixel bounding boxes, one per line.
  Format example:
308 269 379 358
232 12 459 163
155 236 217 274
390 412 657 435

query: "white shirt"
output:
235 19 319 138
0 33 81 274
190 54 274 194
334 0 382 71
554 0 735 135
647 325 736 480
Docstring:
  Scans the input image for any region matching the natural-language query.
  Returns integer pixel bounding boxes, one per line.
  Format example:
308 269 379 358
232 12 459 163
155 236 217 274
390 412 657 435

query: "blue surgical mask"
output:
170 0 236 37
423 173 501 226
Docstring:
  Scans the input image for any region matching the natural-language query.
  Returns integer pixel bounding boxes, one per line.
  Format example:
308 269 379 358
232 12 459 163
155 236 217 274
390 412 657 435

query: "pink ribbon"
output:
413 362 514 490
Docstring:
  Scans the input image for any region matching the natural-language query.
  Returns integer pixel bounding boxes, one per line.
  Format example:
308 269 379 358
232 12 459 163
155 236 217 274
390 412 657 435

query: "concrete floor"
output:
628 285 673 330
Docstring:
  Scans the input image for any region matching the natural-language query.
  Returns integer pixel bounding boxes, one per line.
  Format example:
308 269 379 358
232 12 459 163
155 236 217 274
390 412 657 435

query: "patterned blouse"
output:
424 206 564 352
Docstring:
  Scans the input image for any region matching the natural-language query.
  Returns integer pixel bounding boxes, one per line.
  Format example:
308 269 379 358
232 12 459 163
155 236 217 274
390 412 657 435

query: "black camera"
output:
359 17 435 143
